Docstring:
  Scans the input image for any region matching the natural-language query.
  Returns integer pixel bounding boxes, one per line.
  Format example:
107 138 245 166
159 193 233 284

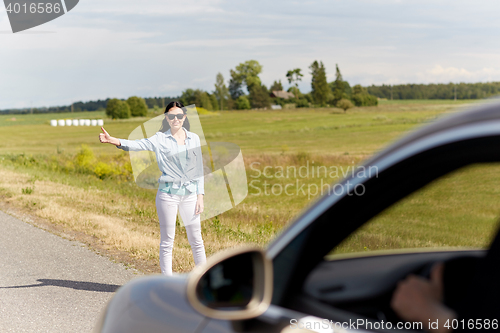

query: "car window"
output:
329 163 500 256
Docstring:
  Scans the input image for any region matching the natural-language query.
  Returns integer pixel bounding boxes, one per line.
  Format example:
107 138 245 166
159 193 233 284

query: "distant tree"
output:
286 68 303 98
106 99 130 119
303 93 313 104
229 70 244 100
286 86 302 96
332 64 347 105
351 84 378 107
143 97 178 110
126 96 148 117
210 94 218 111
352 84 365 95
225 97 235 110
309 61 331 106
343 81 352 98
235 60 262 91
329 80 353 100
249 84 271 108
229 60 263 101
144 97 160 109
214 72 230 111
296 98 309 108
117 102 131 119
270 80 283 92
180 89 216 109
337 98 354 113
363 82 500 100
235 96 251 110
180 88 197 106
199 92 213 110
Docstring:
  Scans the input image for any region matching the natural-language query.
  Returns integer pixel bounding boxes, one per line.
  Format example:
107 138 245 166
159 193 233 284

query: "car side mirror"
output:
186 246 273 320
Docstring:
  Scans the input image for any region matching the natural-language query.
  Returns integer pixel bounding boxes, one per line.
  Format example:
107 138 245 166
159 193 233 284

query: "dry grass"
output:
0 168 215 273
0 162 280 274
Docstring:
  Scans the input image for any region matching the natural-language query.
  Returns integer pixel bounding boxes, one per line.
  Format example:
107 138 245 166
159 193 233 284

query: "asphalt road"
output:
0 210 143 332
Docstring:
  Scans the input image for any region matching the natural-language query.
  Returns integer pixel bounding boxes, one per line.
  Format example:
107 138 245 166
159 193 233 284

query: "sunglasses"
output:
165 113 185 120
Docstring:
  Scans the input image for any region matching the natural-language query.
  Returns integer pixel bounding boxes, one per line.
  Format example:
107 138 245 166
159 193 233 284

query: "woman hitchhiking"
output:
99 101 206 276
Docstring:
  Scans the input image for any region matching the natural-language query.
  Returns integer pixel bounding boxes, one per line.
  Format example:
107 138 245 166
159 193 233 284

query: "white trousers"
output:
155 191 206 276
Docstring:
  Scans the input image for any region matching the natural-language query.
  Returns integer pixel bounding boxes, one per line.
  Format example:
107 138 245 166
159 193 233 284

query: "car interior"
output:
288 160 500 331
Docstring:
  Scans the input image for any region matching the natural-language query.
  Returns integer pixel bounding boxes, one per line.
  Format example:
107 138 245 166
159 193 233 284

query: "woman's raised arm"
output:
101 126 157 152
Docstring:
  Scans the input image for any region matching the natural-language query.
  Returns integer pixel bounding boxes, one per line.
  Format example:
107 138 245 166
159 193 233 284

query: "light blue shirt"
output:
116 127 204 195
159 145 191 195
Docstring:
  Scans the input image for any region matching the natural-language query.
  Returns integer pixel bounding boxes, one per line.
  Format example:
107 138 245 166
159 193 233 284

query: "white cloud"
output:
76 0 225 16
417 65 500 83
162 37 291 49
3 0 500 109
0 27 160 50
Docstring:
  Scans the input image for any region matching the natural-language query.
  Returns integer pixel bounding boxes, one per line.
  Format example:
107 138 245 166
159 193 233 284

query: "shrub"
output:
195 107 213 115
199 92 214 110
351 93 378 107
296 98 309 108
75 145 95 170
94 162 116 179
235 96 251 110
249 84 271 109
106 99 131 119
337 98 354 113
127 96 148 117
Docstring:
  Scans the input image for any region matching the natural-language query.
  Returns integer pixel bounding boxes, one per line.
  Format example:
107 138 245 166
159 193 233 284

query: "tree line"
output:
185 60 378 112
5 64 500 115
367 82 500 100
0 97 179 115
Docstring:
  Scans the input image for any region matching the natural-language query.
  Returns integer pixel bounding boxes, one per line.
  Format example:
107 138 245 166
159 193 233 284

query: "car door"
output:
251 109 500 332
192 102 500 333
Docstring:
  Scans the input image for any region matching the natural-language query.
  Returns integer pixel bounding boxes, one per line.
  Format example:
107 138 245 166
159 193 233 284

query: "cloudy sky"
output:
1 0 500 109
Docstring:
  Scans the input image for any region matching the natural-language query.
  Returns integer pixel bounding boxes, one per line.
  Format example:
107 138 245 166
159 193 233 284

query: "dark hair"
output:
159 101 190 132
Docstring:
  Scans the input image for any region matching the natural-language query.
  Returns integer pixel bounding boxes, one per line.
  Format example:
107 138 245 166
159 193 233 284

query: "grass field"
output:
0 100 497 273
377 99 480 105
0 100 474 156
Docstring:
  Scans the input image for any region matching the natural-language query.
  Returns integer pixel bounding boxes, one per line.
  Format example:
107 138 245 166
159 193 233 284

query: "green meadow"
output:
0 99 497 272
0 100 474 156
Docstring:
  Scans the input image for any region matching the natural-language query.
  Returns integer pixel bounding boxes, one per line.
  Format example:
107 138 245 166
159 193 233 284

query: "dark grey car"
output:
94 100 500 333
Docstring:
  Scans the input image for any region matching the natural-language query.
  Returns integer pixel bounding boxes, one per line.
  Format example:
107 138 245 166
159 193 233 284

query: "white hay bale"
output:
58 119 65 126
84 119 91 126
97 119 104 126
78 119 85 126
72 119 79 126
65 119 72 126
91 119 97 126
50 120 57 126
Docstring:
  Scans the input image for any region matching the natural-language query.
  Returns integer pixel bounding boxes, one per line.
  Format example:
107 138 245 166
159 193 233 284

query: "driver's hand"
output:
391 263 456 332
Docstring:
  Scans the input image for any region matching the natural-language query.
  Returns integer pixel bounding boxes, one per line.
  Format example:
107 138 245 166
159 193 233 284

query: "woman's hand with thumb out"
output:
99 127 120 146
